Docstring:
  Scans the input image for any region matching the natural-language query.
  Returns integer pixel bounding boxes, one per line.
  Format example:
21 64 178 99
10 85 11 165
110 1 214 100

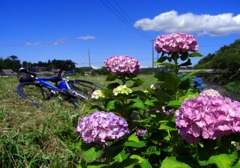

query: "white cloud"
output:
49 38 65 46
134 10 240 36
76 36 96 40
24 42 41 46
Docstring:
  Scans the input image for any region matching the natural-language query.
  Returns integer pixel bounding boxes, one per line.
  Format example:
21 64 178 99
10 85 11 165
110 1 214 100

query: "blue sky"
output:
1 0 240 68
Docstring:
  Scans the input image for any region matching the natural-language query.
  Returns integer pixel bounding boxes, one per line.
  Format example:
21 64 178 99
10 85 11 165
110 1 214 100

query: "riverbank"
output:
203 81 240 101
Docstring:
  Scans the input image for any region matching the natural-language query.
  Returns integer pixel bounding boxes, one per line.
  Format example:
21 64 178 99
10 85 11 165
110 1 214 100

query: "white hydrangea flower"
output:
91 89 105 99
113 85 132 96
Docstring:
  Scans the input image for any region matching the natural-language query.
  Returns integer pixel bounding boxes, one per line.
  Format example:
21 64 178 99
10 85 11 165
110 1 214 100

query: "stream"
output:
203 81 240 101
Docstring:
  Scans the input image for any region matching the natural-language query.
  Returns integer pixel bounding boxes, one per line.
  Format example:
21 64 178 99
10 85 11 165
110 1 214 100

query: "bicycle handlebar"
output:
56 61 75 77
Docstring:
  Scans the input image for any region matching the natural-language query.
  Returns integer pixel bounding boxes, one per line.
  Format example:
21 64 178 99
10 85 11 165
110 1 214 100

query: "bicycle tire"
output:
68 79 101 100
16 82 50 108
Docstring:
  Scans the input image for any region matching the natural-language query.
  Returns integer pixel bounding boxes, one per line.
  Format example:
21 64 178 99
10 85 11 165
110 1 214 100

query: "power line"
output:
100 0 152 41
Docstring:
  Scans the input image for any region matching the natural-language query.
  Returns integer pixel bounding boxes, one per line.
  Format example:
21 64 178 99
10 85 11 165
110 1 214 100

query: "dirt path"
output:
203 81 240 101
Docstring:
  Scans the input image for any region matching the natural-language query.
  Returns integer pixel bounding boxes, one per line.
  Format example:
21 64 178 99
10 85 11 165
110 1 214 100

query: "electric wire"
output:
100 0 153 41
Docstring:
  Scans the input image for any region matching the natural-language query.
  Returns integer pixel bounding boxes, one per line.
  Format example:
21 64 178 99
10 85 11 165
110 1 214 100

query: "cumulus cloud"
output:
24 42 41 46
49 38 65 45
76 36 96 40
134 10 240 36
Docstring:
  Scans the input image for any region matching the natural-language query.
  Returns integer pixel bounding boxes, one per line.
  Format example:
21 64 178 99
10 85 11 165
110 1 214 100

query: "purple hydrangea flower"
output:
154 32 198 53
104 56 140 75
76 111 129 145
136 129 147 136
162 106 174 115
175 94 240 144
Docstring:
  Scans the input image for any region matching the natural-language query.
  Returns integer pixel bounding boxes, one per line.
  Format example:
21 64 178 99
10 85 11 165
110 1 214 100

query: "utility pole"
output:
151 39 155 74
88 48 91 69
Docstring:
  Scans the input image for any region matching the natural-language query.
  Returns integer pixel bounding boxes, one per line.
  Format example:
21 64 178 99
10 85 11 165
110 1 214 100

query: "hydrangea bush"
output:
76 33 240 168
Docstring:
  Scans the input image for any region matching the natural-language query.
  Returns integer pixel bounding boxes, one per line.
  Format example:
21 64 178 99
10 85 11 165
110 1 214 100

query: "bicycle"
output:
16 61 101 109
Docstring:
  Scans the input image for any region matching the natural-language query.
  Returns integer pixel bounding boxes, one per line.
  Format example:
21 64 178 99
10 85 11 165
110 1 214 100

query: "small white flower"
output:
91 89 105 99
113 85 132 96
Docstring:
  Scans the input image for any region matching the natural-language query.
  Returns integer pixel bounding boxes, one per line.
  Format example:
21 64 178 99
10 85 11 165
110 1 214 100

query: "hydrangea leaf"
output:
167 100 182 108
178 78 190 90
180 52 189 61
198 151 238 168
179 58 192 67
157 56 168 63
83 147 102 162
129 98 146 110
128 133 140 142
161 156 191 168
144 146 161 156
163 72 181 91
113 149 129 163
106 73 117 81
144 99 154 106
189 52 202 57
106 100 116 111
232 159 240 168
125 141 146 148
159 121 177 131
130 77 144 88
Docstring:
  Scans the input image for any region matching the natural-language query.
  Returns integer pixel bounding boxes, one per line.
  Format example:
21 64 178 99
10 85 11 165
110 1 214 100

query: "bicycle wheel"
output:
16 82 51 108
68 79 101 100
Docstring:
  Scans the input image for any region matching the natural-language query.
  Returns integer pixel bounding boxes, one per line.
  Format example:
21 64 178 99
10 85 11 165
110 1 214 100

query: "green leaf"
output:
163 72 181 91
128 133 140 142
180 52 188 61
171 53 179 61
130 77 144 88
198 151 238 168
144 146 161 156
140 159 152 168
129 155 144 163
159 122 177 131
106 73 117 81
83 147 102 162
167 100 182 108
178 78 190 90
154 62 177 69
161 156 191 168
179 58 192 67
144 99 154 106
125 141 146 148
129 155 152 168
107 82 119 90
106 100 116 111
157 56 168 63
232 159 240 168
114 149 129 163
129 99 146 110
188 52 202 57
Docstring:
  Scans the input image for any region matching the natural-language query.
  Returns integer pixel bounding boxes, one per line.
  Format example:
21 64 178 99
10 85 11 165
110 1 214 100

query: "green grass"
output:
224 81 240 94
0 74 155 167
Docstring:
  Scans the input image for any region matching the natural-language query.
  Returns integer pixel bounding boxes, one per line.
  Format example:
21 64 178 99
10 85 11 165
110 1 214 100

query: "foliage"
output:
76 33 240 167
194 39 240 76
0 56 21 72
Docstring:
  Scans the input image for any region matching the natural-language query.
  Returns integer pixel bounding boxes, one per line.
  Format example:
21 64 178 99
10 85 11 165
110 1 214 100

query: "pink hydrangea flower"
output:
199 89 221 97
76 111 129 145
176 94 240 144
154 32 198 53
104 56 140 75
